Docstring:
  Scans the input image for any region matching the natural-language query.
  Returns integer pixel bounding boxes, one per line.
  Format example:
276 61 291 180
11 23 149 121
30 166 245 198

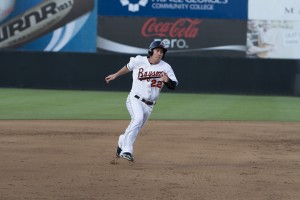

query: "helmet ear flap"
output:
148 49 153 56
148 45 153 56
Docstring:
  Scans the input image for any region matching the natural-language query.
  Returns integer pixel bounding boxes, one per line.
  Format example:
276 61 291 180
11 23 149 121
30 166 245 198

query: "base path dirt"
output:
0 120 300 200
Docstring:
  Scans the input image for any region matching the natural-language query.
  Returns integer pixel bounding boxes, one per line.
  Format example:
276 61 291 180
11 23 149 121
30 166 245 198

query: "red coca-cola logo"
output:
141 18 201 38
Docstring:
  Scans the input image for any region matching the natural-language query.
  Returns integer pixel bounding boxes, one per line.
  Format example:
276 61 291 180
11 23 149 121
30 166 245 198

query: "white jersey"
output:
126 55 178 102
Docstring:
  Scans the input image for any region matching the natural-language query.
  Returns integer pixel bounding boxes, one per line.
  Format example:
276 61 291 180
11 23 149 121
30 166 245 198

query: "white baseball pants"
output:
118 95 153 154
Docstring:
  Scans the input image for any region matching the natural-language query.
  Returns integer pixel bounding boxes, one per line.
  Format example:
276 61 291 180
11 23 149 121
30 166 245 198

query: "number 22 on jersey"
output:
151 80 163 88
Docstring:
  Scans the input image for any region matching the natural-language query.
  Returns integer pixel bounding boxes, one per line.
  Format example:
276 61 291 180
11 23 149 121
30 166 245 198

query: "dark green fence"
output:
1 51 300 96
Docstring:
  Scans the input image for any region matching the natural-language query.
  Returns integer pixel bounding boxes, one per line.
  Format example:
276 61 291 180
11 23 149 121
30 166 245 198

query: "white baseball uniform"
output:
118 55 178 155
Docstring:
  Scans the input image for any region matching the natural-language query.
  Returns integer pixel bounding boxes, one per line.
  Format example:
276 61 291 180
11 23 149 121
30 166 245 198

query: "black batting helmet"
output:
148 40 167 59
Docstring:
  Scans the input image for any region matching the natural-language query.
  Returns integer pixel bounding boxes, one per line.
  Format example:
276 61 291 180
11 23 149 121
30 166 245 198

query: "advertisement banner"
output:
97 16 247 57
98 0 248 20
0 0 97 52
249 0 300 20
247 20 300 59
248 0 300 59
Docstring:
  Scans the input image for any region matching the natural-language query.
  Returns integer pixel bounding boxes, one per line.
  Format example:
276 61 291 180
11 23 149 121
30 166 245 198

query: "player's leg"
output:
141 104 153 127
115 135 124 157
119 96 145 159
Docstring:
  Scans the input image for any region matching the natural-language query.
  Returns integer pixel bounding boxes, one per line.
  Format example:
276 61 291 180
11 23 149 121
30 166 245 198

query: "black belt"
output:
134 95 155 106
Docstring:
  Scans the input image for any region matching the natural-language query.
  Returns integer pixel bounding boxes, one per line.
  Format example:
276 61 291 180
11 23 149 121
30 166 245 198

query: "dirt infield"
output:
0 120 300 200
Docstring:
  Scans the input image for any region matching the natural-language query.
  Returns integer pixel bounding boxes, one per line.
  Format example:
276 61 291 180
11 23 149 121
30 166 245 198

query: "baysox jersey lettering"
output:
127 55 178 101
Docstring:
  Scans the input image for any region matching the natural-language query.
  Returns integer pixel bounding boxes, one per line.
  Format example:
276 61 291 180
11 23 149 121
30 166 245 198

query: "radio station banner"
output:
0 0 97 52
97 16 247 57
247 0 300 59
98 0 248 20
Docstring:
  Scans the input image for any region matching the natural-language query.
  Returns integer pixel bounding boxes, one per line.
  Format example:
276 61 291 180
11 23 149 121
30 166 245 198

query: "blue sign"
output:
98 0 248 20
0 0 97 52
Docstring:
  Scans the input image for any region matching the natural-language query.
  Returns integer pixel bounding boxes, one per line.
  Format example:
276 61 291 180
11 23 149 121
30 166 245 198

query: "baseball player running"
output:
105 40 178 162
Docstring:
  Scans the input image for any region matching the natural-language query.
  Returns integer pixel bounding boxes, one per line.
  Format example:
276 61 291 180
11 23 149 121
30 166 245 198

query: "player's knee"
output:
132 116 144 127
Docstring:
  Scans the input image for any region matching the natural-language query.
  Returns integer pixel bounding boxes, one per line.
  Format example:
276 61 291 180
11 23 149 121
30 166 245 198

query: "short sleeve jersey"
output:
126 55 178 101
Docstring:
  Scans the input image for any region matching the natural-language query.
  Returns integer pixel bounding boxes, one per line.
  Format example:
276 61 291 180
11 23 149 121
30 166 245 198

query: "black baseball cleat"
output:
116 146 122 158
120 152 134 162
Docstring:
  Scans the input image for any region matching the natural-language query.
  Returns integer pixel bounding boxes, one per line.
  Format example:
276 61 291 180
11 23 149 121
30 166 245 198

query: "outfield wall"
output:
0 51 300 96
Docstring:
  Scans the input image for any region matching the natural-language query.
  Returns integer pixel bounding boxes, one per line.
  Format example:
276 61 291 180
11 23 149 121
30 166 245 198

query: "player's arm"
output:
105 66 130 83
161 72 177 90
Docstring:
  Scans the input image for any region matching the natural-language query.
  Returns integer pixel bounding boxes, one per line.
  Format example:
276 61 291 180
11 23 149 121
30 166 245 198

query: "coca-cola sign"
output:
97 16 247 57
141 18 201 38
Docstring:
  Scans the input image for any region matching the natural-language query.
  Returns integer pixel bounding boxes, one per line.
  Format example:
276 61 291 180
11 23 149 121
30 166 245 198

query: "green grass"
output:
0 88 300 122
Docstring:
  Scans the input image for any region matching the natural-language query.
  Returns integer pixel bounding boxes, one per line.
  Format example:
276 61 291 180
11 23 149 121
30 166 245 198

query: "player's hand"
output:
105 74 117 83
160 72 169 82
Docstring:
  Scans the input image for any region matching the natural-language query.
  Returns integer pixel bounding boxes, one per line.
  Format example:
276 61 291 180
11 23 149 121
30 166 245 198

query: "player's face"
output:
151 48 164 63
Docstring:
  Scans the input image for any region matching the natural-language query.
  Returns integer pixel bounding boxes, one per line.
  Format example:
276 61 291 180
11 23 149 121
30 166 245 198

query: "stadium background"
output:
0 0 300 96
